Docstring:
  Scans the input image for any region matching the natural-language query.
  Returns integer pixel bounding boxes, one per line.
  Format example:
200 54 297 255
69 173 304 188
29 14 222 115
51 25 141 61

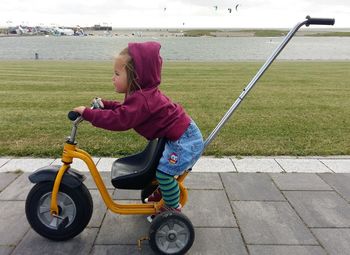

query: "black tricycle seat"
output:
111 138 166 189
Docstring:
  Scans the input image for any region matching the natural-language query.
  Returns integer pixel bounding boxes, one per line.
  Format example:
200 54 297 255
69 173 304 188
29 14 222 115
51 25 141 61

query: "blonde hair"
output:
119 48 141 95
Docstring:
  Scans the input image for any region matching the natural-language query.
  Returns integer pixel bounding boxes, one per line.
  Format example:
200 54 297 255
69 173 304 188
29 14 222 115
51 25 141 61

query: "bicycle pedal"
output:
57 216 69 230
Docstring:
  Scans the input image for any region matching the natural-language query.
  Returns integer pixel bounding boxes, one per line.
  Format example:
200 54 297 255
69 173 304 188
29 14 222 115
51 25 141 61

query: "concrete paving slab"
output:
0 158 11 168
221 173 285 201
184 172 223 190
275 159 331 173
0 158 55 173
0 246 14 255
320 159 350 173
192 157 235 172
51 157 100 172
90 244 153 255
111 173 224 200
0 201 30 246
270 173 332 191
0 173 34 201
111 173 225 201
232 158 283 173
183 190 237 227
284 191 350 227
248 245 326 255
95 212 150 245
190 228 248 255
0 172 20 192
88 190 108 228
96 157 118 172
6 167 350 254
231 201 317 245
312 228 350 255
12 228 98 255
84 171 114 190
113 189 141 200
318 173 350 202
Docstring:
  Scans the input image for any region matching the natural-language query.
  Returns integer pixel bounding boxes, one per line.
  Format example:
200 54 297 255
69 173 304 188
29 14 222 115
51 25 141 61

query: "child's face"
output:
112 56 128 93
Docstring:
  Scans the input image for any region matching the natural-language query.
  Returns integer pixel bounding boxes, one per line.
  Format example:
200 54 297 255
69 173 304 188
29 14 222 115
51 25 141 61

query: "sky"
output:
1 0 349 28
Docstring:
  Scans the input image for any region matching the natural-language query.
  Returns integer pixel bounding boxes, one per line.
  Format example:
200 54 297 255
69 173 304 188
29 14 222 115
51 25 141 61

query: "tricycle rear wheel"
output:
149 211 195 255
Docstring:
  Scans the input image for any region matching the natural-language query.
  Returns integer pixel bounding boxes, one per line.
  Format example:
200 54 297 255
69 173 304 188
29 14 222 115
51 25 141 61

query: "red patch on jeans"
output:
169 153 178 164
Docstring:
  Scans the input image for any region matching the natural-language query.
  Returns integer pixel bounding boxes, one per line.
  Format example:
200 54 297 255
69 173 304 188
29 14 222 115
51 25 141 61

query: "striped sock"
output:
156 170 180 208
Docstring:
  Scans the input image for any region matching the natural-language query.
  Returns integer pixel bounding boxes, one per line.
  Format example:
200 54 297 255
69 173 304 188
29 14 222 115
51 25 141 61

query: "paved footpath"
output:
1 156 350 255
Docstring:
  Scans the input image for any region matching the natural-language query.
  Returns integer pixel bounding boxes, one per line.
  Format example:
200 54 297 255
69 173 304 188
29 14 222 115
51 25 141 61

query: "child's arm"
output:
82 95 149 131
73 100 124 122
101 99 121 110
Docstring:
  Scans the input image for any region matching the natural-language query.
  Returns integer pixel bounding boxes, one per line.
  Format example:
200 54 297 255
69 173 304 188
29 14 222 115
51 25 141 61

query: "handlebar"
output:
68 111 81 121
305 16 335 26
68 97 104 121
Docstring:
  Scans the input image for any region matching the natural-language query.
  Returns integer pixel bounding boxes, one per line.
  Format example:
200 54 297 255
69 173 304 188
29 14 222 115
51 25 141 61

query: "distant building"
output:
93 25 112 31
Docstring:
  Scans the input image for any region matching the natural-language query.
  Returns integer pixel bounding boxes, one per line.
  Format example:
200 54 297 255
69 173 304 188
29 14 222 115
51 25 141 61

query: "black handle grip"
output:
306 16 335 26
68 111 81 121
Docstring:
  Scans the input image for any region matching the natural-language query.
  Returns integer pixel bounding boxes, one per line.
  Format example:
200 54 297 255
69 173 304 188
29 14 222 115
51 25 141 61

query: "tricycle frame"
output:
49 142 189 216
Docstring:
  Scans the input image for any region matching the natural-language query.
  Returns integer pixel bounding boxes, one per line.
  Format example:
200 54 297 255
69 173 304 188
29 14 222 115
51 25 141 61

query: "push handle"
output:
305 16 335 26
68 111 81 121
204 15 336 149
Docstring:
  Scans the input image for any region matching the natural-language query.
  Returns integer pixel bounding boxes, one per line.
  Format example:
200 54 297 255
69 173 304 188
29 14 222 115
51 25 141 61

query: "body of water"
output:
0 36 349 61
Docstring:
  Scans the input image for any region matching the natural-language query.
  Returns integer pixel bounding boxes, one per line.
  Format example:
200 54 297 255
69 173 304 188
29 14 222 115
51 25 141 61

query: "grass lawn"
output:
0 60 349 157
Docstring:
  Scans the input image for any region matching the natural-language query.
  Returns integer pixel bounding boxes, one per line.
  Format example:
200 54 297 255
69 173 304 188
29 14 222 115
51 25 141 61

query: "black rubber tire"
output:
25 181 93 241
141 183 158 203
149 211 195 255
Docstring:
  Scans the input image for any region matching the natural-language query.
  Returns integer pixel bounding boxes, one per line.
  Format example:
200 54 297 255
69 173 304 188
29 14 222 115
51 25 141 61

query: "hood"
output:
128 41 163 89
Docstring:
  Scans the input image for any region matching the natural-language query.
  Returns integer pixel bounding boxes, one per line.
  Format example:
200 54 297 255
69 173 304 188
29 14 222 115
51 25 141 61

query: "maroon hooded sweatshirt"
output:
82 41 191 141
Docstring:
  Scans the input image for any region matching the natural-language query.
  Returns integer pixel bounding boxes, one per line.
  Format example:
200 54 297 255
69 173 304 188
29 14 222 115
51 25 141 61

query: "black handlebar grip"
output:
68 111 81 121
306 16 335 26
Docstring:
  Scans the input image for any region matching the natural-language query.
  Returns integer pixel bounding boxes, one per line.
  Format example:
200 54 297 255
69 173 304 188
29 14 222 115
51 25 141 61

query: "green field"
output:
184 29 219 37
305 32 350 37
0 61 349 157
182 29 350 37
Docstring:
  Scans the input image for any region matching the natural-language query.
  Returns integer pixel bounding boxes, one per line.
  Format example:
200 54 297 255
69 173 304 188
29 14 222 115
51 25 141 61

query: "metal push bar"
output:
203 16 335 149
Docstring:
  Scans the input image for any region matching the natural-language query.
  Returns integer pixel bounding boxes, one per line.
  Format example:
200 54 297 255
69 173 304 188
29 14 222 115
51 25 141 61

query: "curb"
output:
1 156 350 173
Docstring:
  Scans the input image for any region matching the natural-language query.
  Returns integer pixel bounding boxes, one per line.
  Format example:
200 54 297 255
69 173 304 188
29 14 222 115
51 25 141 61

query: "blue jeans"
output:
157 120 204 176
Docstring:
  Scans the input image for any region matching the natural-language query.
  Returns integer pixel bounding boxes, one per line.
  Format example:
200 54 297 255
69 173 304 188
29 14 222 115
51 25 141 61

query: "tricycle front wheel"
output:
25 181 93 241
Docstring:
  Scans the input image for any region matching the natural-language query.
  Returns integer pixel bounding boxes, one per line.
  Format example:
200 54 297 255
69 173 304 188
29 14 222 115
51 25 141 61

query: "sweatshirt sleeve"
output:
83 94 149 131
101 99 121 110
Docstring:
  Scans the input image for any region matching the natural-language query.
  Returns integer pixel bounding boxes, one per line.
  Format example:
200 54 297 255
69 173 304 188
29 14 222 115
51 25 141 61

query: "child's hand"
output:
73 106 86 115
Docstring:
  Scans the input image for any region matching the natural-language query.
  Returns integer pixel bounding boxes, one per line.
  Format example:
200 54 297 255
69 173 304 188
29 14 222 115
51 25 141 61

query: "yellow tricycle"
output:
25 108 193 254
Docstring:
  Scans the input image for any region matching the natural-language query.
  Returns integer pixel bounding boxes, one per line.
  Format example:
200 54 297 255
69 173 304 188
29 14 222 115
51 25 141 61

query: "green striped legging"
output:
156 169 180 208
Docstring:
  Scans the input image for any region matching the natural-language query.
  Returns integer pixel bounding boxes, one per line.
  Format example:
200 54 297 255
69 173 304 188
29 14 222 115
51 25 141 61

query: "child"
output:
73 41 204 215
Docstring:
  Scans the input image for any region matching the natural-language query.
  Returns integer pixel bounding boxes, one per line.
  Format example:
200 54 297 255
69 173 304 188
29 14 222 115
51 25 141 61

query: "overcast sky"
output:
1 0 349 28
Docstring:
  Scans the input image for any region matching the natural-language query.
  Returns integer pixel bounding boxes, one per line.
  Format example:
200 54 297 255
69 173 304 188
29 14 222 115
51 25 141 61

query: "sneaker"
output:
147 204 182 223
144 188 162 203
